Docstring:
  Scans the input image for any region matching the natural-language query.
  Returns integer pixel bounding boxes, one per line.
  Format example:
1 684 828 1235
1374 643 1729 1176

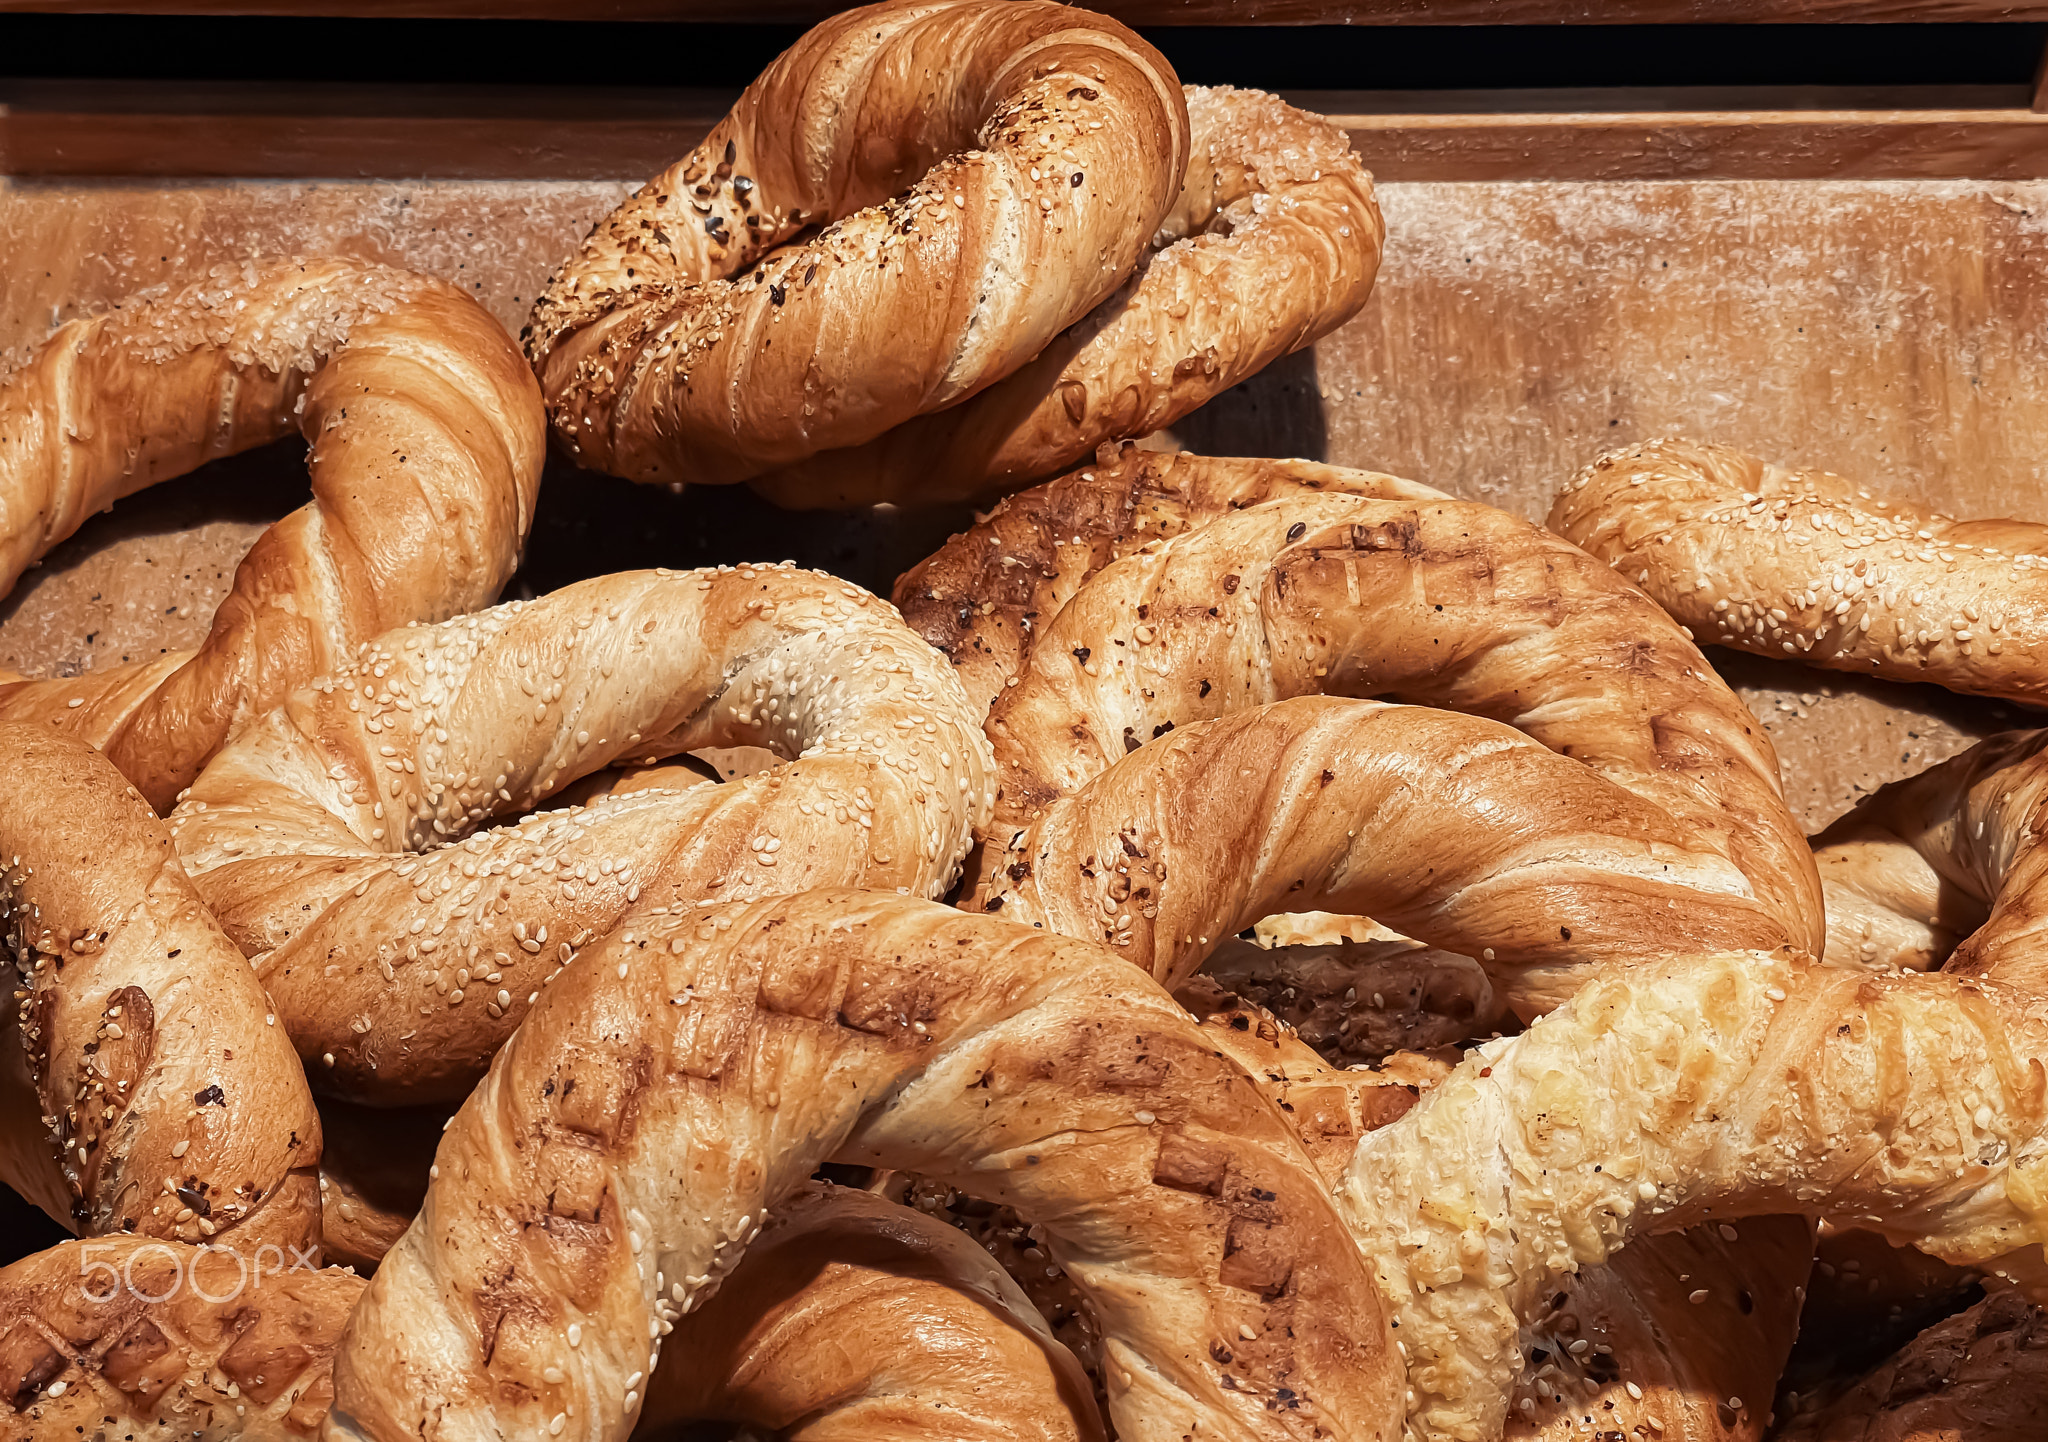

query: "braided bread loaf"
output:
170 565 994 1104
1198 920 1496 1067
0 258 544 810
1344 953 2048 1442
0 727 320 1252
524 0 1189 493
324 890 1394 1442
747 85 1384 508
0 1234 360 1440
1548 438 2048 703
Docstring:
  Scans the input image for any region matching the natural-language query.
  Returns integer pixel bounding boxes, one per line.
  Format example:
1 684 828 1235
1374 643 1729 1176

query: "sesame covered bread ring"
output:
746 85 1384 509
1186 981 1811 1442
0 258 544 811
1549 437 2048 703
524 0 1189 492
894 447 1446 716
0 1234 362 1440
323 890 1395 1442
0 726 321 1254
929 454 1821 986
1344 952 2048 1442
168 565 995 1104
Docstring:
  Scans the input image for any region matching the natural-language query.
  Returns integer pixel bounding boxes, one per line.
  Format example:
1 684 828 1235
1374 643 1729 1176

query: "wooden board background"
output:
9 83 2048 181
3 171 2044 831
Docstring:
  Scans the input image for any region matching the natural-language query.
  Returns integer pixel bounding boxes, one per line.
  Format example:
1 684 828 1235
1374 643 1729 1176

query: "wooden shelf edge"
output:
1 0 2044 21
7 85 2048 181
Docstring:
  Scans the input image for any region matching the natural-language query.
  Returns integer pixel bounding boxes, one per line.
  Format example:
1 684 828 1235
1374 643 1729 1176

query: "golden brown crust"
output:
1548 437 2048 705
0 726 321 1252
975 696 1793 1015
644 1181 1103 1442
1810 729 2048 991
0 258 544 809
0 1234 362 1440
524 0 1189 491
1774 1289 2048 1442
913 453 1817 981
323 889 1396 1442
1342 952 2048 1442
169 564 995 1104
1504 1217 1812 1442
747 87 1384 509
1183 978 1812 1442
892 447 1446 717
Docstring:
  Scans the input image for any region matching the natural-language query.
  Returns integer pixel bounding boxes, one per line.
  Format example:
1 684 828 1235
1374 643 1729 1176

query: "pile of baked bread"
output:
0 3 2043 1440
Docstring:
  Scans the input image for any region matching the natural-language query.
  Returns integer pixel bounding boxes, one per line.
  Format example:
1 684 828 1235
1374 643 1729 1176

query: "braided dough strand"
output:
748 86 1383 509
525 0 1189 490
0 258 544 809
171 566 995 1103
1549 437 2048 702
1342 953 2048 1442
324 890 1394 1442
0 727 321 1252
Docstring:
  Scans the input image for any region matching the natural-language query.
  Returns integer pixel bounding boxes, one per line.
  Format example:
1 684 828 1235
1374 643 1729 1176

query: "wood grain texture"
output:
7 82 2048 180
0 0 2040 20
1 174 2043 828
0 81 735 180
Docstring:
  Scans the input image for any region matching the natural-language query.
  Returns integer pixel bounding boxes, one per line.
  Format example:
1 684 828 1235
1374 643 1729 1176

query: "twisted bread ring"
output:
1343 952 2048 1442
1549 438 2048 703
746 85 1384 509
169 565 994 1103
1187 974 1811 1442
1811 729 2048 989
917 453 1819 989
524 0 1189 492
0 1189 1098 1441
646 1180 1103 1442
895 448 1444 716
0 258 544 810
0 1234 360 1440
0 727 321 1252
976 697 1789 1014
324 889 1393 1442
